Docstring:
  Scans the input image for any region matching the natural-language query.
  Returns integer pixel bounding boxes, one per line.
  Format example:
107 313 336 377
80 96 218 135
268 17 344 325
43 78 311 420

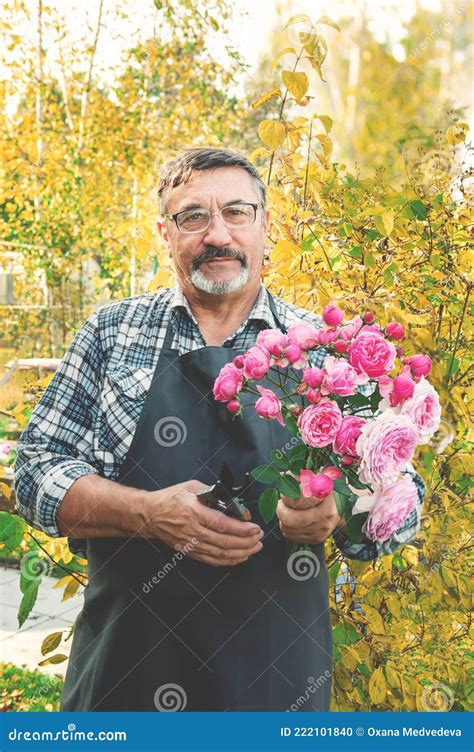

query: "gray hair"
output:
157 147 267 214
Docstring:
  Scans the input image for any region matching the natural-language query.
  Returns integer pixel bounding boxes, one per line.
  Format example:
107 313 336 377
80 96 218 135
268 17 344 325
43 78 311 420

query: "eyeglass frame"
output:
162 202 262 234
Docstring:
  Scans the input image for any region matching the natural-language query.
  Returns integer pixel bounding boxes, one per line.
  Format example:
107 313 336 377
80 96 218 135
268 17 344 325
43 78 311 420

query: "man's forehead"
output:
167 166 258 211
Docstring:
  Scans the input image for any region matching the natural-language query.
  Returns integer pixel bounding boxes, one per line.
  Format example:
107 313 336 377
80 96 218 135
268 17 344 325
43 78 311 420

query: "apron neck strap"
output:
162 289 287 351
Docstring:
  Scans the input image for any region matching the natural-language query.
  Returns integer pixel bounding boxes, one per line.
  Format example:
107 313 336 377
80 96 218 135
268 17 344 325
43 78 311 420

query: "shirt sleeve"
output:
331 467 425 561
14 312 104 538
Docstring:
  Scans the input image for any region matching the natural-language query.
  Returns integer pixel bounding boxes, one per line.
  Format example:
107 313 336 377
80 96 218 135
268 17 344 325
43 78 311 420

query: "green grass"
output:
0 662 63 711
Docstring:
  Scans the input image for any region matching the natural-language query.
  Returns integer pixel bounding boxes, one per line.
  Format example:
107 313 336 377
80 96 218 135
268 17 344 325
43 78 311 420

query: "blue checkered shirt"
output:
14 284 425 560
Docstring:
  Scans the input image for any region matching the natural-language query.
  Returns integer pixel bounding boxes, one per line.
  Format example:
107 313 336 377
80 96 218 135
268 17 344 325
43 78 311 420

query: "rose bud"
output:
333 340 349 354
233 354 245 368
285 344 303 364
291 406 303 416
310 473 334 498
408 353 432 380
363 311 375 323
390 371 415 407
306 389 321 403
341 455 356 465
322 301 344 327
227 400 241 414
303 367 325 388
385 322 405 340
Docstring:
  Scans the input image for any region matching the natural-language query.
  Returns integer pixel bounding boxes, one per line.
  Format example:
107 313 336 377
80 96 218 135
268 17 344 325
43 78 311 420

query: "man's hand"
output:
276 491 344 545
142 480 264 567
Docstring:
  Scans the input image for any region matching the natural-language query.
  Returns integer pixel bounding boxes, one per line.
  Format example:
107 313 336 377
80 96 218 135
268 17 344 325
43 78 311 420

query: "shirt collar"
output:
170 283 278 330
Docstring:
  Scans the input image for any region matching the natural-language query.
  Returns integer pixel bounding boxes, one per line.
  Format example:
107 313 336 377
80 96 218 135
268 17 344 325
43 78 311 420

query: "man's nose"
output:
202 212 233 246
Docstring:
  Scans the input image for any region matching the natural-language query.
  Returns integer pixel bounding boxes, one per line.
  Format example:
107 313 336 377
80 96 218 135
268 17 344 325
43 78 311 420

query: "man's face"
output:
158 166 269 295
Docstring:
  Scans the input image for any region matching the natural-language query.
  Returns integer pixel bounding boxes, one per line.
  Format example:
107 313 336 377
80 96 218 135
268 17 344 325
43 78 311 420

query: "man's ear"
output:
263 208 270 232
156 219 169 244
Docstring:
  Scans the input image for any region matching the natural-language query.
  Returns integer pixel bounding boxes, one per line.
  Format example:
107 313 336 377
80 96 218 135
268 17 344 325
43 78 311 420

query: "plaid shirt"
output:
14 284 424 560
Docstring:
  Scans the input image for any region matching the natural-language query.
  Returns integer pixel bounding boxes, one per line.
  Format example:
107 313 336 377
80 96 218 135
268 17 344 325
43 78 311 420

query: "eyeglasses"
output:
163 202 261 234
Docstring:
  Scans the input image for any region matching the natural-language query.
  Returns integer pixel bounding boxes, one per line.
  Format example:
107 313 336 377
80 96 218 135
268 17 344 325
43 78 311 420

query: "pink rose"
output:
213 363 243 402
321 355 367 397
338 317 364 342
242 346 271 380
348 331 396 377
352 475 418 542
318 329 339 346
299 470 334 499
356 412 419 486
297 398 342 448
307 389 321 403
255 386 285 427
385 322 405 340
334 340 349 354
407 354 432 380
322 302 344 327
395 377 441 444
334 416 367 457
389 370 415 407
287 320 320 350
303 367 325 388
256 329 288 357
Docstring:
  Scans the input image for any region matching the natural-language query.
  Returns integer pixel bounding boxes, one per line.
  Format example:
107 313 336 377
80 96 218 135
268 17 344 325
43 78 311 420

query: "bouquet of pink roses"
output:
213 302 441 544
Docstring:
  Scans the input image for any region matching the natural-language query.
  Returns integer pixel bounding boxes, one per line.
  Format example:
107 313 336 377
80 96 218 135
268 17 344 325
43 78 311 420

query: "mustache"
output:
192 246 248 271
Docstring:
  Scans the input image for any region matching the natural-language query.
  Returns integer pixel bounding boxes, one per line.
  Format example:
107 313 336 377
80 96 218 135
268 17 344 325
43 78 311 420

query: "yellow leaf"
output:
445 122 469 145
316 133 333 157
369 667 387 705
284 14 311 30
317 15 341 32
282 71 309 101
271 48 296 69
401 545 419 567
63 577 80 601
251 88 282 110
381 209 395 236
362 604 385 634
0 482 11 500
317 115 333 133
41 631 63 656
38 653 68 666
271 239 300 263
257 120 286 150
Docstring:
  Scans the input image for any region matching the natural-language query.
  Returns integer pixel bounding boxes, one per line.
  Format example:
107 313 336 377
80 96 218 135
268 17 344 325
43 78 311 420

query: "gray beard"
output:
190 264 250 295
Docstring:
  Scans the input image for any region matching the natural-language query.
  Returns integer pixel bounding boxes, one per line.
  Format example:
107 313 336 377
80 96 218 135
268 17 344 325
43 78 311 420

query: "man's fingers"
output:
195 501 262 537
195 525 263 552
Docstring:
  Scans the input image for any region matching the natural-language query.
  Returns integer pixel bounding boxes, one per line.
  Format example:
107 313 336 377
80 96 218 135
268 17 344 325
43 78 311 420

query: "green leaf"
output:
258 488 279 523
349 245 362 260
410 199 428 220
270 449 289 471
0 512 25 551
251 465 281 483
333 489 348 519
333 621 361 646
288 443 307 473
344 513 368 544
18 580 40 628
284 413 300 438
328 560 341 586
276 474 300 498
333 477 352 497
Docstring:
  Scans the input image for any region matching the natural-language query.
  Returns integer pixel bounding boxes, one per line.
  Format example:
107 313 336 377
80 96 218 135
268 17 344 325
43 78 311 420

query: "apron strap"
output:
162 288 288 352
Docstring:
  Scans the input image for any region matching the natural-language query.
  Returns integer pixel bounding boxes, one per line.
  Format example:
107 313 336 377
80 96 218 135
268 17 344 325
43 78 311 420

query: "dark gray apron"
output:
60 294 332 712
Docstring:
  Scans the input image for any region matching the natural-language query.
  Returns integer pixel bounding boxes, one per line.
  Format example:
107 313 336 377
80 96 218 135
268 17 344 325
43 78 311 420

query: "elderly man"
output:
15 148 424 712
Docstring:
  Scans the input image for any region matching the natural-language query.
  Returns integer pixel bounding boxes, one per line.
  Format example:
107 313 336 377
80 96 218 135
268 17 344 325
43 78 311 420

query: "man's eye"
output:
185 211 207 222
